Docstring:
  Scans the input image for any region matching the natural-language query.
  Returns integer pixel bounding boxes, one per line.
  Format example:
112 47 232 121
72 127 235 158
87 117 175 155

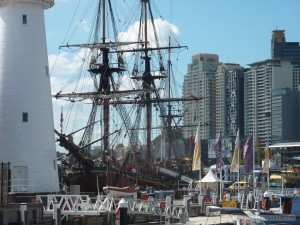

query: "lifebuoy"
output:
261 199 266 210
160 201 166 210
115 207 119 220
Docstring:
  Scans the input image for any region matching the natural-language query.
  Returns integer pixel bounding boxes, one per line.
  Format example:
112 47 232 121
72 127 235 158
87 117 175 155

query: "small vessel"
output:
251 195 300 225
228 180 252 190
103 186 139 198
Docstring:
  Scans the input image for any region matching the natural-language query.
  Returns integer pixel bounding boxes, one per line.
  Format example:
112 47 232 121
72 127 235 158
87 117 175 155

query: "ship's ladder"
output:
240 192 249 210
253 189 262 210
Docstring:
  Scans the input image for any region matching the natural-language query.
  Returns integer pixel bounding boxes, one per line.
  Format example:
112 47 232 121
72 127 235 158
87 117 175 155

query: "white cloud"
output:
49 18 180 93
119 18 180 47
49 50 87 76
49 18 181 151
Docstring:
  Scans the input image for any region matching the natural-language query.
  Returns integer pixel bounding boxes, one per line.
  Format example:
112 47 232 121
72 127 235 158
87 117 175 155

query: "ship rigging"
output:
53 0 201 192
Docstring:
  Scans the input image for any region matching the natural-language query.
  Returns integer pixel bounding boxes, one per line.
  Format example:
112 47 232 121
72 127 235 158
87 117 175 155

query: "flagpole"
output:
253 132 255 198
267 168 270 191
267 146 270 191
237 130 240 203
199 153 202 195
220 162 222 202
267 143 270 191
214 130 222 202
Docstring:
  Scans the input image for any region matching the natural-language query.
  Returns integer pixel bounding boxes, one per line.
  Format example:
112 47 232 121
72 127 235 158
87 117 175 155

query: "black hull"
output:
63 166 178 194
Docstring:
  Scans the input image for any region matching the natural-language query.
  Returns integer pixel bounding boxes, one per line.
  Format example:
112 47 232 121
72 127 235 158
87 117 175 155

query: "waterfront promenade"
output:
33 196 245 225
179 214 240 225
1 194 251 225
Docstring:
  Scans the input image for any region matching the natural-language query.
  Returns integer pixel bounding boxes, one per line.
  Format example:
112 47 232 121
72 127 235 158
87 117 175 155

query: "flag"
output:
214 130 222 174
192 124 201 171
60 111 63 126
230 129 240 173
262 143 271 173
244 133 253 173
60 107 63 133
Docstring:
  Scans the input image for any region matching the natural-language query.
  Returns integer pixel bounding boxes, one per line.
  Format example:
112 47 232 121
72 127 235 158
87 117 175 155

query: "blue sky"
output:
44 0 300 150
45 0 300 71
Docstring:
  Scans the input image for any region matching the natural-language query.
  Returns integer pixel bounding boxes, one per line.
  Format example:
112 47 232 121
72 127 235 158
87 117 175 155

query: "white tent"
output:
197 169 230 201
196 169 220 197
199 169 221 183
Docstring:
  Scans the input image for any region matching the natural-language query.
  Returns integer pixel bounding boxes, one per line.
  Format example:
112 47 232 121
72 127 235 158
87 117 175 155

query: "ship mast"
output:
142 0 153 162
167 37 172 160
51 0 211 193
102 0 109 154
55 0 201 176
137 0 198 162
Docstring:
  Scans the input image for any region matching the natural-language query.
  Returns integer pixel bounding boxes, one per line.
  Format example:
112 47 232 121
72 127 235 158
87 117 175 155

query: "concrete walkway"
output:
172 199 244 225
183 214 240 225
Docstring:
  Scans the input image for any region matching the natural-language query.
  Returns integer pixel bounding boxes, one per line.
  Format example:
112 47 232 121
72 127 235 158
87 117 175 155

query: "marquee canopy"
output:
197 169 222 183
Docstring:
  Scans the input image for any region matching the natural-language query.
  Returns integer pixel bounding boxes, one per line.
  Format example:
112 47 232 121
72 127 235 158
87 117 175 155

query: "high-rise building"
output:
183 53 221 140
215 65 226 136
207 137 233 164
244 59 296 148
0 0 59 192
215 64 244 138
271 88 299 143
271 30 300 61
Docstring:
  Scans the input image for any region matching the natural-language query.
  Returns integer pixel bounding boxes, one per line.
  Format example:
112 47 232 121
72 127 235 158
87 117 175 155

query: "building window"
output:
22 15 27 24
22 112 28 122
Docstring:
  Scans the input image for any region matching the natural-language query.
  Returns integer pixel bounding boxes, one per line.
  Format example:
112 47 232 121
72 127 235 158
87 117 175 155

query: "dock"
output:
0 194 255 225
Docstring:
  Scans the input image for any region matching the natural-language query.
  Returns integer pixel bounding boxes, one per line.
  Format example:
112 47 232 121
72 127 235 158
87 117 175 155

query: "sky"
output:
45 0 300 67
44 0 300 151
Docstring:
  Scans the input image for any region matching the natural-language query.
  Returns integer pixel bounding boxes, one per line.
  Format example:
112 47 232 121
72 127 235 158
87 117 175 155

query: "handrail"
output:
36 194 186 219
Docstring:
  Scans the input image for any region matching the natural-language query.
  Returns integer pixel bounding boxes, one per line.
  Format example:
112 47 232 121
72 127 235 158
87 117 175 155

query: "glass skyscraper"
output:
272 30 300 61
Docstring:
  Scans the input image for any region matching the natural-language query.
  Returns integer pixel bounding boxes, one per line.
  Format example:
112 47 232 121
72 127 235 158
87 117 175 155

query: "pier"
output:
36 194 189 224
0 192 259 225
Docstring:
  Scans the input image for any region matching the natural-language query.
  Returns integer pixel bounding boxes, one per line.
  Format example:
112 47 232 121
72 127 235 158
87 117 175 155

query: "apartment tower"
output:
183 53 221 140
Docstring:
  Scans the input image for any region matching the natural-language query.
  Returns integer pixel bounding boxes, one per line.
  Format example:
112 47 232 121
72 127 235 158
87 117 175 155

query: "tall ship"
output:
54 0 200 194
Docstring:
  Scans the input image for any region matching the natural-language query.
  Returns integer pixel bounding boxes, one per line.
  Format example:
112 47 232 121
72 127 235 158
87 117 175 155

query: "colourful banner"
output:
230 129 240 173
192 124 201 171
244 133 253 173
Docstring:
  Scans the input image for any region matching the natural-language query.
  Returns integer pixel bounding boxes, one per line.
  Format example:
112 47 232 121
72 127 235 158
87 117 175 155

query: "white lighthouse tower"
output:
0 0 59 192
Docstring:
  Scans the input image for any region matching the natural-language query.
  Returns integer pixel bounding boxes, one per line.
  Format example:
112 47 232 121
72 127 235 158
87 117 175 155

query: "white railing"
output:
36 194 186 219
266 188 296 195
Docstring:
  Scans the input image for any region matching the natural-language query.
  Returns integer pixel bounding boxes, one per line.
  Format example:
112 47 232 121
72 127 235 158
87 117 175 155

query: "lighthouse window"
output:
22 15 27 24
45 66 49 76
22 112 28 122
53 160 56 170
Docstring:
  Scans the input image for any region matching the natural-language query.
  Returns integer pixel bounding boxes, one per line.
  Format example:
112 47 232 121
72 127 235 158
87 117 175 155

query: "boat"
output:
245 166 300 225
246 194 300 225
228 180 252 190
103 186 140 198
53 0 200 194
